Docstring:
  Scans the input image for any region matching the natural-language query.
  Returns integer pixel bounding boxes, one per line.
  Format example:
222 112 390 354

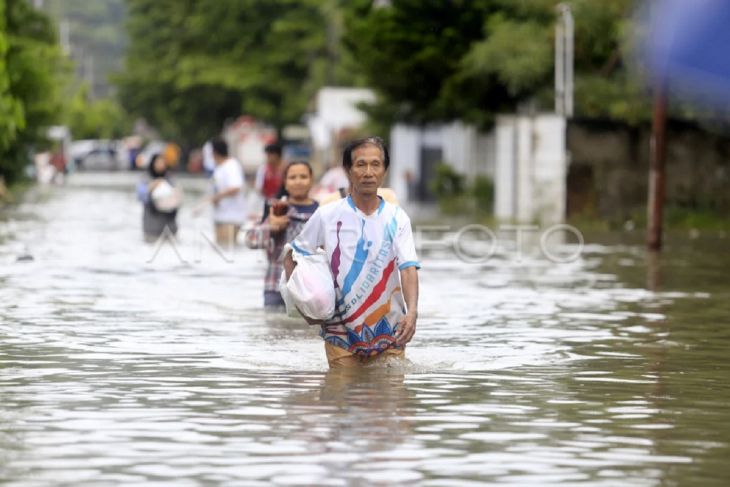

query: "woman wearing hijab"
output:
136 153 181 242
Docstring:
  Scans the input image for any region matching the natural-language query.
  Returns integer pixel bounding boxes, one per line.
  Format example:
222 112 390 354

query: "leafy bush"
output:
430 163 465 199
471 175 494 215
431 163 494 216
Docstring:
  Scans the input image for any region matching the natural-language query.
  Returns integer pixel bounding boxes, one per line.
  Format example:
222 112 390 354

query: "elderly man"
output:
283 136 420 368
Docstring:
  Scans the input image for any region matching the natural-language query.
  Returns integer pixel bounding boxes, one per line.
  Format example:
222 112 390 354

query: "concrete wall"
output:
567 119 730 220
390 122 496 204
495 114 568 225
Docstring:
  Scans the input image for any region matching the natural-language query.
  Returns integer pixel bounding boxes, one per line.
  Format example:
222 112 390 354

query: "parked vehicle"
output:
70 139 126 171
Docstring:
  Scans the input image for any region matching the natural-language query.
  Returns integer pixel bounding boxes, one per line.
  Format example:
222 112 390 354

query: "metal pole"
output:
563 6 574 117
86 55 95 98
555 16 564 114
647 85 667 251
555 4 574 117
60 20 71 56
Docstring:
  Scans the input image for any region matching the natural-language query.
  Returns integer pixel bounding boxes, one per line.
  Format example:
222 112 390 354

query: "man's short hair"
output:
211 138 228 157
264 143 282 156
342 136 390 171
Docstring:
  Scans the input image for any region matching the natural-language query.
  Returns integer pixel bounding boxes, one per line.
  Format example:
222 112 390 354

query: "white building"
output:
390 121 496 204
390 114 568 225
494 114 568 225
307 87 376 171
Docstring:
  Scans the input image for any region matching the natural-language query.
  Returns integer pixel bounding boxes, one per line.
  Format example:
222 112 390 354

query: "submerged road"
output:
1 172 729 485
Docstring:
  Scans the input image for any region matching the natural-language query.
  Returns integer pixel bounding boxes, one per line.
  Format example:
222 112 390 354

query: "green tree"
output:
342 0 647 129
117 0 348 145
0 0 66 184
343 0 509 128
0 1 25 154
42 0 127 99
65 83 130 139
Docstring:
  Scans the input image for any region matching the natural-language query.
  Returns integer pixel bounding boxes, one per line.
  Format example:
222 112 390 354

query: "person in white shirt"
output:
209 138 247 247
283 136 420 368
318 161 350 194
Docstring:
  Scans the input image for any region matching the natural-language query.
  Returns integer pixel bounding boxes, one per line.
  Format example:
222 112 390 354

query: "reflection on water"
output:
1 173 729 485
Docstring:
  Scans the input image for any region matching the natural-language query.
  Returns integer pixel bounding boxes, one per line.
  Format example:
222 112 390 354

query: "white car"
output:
70 139 125 171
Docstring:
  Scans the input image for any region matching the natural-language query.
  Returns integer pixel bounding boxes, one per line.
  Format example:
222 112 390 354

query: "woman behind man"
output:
136 153 181 242
246 161 318 309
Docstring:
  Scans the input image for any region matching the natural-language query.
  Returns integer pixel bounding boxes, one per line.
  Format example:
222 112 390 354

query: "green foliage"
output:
343 0 512 128
116 0 352 145
430 163 495 215
430 163 467 214
0 0 66 184
462 15 553 96
664 206 730 231
430 163 465 199
65 83 130 139
112 0 649 145
342 0 644 129
471 174 494 214
42 0 127 98
0 2 25 153
575 73 650 123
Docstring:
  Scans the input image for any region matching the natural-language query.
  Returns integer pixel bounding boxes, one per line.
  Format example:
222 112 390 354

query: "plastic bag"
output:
279 270 300 318
151 180 181 212
280 246 335 321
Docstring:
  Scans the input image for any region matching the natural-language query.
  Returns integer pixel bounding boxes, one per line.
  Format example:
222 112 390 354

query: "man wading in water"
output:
283 136 420 368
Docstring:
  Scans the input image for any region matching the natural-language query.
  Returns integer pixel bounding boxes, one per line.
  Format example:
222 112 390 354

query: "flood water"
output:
1 172 729 486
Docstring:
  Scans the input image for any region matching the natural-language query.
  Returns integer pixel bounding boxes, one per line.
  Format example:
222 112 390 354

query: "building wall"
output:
495 114 568 225
390 122 496 204
567 119 730 221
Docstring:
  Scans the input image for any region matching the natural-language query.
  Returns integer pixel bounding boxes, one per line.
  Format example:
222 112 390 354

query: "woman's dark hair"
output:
148 153 167 178
277 160 313 198
342 136 389 171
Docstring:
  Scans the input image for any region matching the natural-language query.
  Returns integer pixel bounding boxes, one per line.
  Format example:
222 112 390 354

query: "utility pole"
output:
647 85 667 251
60 20 71 56
85 55 95 98
555 4 574 117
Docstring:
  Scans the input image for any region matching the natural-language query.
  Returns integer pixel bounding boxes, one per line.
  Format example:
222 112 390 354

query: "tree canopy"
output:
113 0 653 145
116 0 354 145
343 0 647 129
42 0 127 99
0 0 66 184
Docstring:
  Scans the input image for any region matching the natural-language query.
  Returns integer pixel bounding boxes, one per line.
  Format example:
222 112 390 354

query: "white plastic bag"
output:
279 270 301 318
151 180 181 212
281 246 335 321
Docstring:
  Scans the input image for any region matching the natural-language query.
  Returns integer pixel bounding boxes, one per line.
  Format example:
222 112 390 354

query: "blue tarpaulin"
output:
645 0 730 106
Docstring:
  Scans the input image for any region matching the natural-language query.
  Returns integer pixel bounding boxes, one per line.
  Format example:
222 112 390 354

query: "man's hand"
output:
395 311 417 346
283 249 296 281
211 186 241 206
296 306 325 326
396 266 419 346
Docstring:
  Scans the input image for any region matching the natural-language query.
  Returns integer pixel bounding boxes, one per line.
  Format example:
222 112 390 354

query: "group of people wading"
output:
137 136 420 368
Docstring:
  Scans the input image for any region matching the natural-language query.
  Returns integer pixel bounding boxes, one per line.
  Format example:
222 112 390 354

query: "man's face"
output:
347 144 386 196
